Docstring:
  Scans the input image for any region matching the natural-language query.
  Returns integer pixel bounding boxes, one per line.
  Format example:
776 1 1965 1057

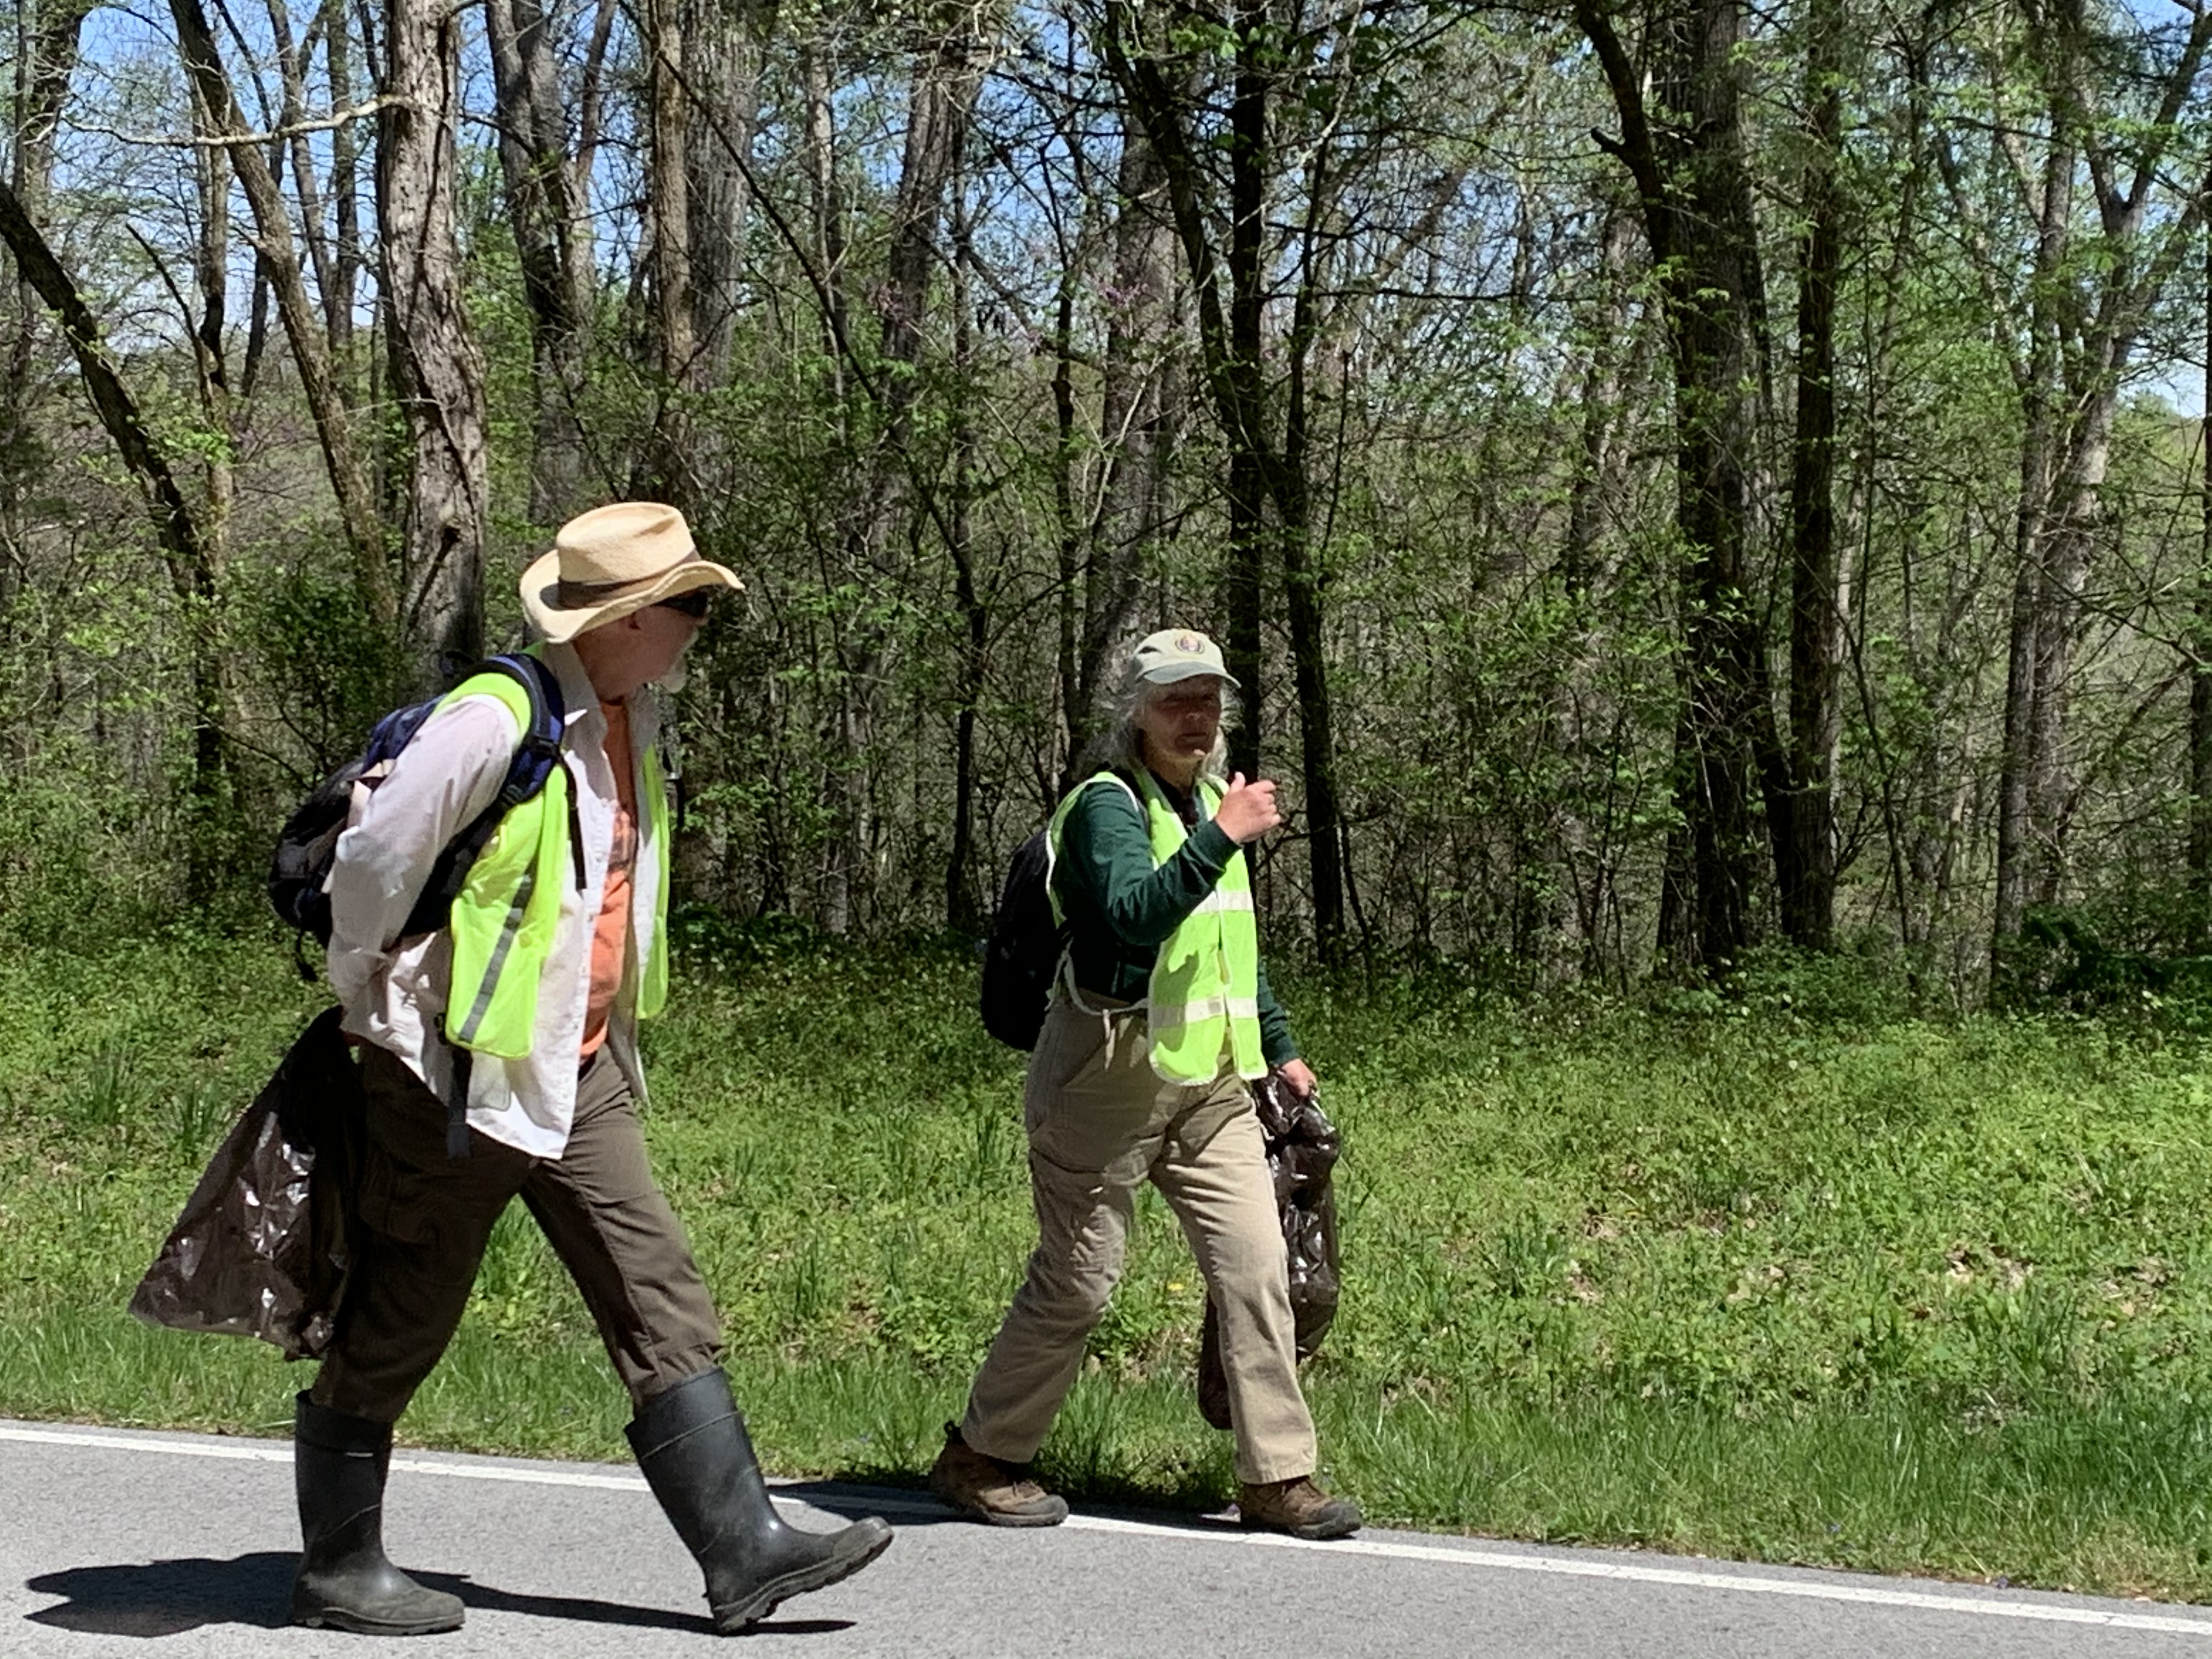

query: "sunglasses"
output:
657 589 713 620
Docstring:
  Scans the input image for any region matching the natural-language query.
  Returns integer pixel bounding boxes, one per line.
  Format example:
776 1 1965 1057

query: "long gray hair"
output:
1074 659 1239 783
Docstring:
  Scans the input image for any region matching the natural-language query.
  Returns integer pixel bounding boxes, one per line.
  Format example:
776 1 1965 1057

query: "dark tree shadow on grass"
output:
24 1554 851 1638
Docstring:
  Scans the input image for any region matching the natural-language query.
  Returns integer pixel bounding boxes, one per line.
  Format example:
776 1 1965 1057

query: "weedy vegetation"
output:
5 924 2212 1599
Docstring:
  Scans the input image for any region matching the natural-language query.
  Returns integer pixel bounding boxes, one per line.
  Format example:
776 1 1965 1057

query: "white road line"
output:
7 1421 2212 1638
0 1424 651 1492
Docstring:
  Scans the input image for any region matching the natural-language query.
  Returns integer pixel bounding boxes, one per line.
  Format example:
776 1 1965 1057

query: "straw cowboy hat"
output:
521 502 742 644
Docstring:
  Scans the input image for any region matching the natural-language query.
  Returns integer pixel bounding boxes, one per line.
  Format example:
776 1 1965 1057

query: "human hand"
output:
1212 772 1281 844
1278 1058 1318 1099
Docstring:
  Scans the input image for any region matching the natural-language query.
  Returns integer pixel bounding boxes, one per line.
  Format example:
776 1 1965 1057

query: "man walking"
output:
298 502 891 1635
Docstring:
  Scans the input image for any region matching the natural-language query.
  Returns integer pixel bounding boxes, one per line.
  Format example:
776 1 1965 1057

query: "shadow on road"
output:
781 1477 1250 1541
22 1555 853 1639
779 1480 970 1528
26 1554 294 1637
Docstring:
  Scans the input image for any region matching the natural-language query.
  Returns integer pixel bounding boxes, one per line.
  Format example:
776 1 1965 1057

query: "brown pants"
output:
310 1044 723 1424
960 999 1318 1485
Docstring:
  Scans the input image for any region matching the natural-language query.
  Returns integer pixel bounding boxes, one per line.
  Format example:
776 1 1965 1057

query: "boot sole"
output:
709 1521 894 1633
291 1600 465 1637
939 1498 1069 1527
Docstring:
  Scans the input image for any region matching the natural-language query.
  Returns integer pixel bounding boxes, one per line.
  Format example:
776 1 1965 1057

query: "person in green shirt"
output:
930 629 1361 1540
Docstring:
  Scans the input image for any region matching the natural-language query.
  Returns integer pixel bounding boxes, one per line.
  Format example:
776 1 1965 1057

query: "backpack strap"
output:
1046 769 1143 916
398 653 567 941
424 653 567 1159
1052 769 1149 1022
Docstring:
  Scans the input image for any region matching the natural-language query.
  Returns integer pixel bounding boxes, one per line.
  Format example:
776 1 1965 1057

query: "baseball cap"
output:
1129 629 1240 688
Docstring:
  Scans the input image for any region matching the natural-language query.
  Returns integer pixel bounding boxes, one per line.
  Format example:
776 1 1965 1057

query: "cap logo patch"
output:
1175 633 1203 654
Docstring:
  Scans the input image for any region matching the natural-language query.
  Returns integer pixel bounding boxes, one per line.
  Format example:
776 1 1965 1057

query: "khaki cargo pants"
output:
311 1043 723 1424
960 998 1318 1485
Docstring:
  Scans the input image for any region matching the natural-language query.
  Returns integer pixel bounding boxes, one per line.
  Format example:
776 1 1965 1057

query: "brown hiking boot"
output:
928 1425 1069 1527
1237 1476 1362 1540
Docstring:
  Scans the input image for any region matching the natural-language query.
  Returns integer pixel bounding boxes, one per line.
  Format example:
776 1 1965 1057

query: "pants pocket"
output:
352 1145 433 1247
1023 1004 1102 1134
1029 1047 1158 1185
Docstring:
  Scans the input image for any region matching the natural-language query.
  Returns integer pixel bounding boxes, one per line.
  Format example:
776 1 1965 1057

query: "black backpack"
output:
270 653 566 950
979 827 1065 1050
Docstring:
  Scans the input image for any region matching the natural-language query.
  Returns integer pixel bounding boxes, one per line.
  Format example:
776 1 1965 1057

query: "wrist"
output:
1190 820 1239 862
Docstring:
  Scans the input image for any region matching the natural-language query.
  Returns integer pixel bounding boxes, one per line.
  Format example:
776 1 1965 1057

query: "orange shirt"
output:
579 699 639 1059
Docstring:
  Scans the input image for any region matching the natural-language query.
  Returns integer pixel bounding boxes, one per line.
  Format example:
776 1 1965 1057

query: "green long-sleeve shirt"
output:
1052 770 1298 1065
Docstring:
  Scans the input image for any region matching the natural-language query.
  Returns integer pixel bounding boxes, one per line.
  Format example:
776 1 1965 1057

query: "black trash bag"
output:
128 1006 364 1361
1199 1066 1342 1431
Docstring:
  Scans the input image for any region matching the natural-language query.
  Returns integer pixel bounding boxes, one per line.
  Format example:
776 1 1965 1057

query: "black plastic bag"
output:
128 1006 364 1360
1199 1066 1341 1431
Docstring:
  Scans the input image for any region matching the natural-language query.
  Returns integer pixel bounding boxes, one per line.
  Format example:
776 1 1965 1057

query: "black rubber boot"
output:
290 1394 465 1635
627 1368 894 1634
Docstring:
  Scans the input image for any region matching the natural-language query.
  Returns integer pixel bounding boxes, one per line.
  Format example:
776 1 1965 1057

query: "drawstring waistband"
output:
1057 961 1144 1069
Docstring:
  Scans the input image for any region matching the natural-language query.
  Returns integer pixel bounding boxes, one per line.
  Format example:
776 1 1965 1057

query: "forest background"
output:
2 0 2208 984
10 0 2212 1602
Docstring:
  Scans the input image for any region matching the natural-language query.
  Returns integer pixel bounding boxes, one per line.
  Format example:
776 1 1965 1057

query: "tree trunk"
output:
1074 116 1178 755
1103 0 1355 938
797 40 859 934
637 0 696 505
168 0 391 627
378 0 489 682
1102 1 1268 773
685 0 764 393
2025 390 2119 905
1985 0 2210 988
485 0 595 522
183 78 236 572
1 0 94 586
0 174 231 898
1052 269 1084 776
325 0 362 369
265 0 339 349
1578 0 1778 973
1558 204 1639 973
882 30 972 383
2191 227 2212 943
1991 137 2073 979
1279 412 1342 951
820 26 979 932
800 41 849 377
1782 0 1844 951
945 187 986 933
183 98 242 870
1280 146 1344 952
1220 7 1267 783
1564 207 1637 598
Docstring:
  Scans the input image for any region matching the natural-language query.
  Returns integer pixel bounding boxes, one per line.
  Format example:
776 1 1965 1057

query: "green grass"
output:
6 926 2212 1598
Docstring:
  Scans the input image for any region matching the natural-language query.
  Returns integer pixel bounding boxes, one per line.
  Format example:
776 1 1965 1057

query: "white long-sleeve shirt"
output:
325 641 667 1158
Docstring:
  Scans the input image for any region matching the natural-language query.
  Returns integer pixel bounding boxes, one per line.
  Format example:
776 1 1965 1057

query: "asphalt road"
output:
7 1416 2212 1657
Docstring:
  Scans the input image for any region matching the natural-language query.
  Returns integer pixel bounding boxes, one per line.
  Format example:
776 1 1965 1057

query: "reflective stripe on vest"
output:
636 742 670 1021
1047 769 1266 1084
443 669 672 1059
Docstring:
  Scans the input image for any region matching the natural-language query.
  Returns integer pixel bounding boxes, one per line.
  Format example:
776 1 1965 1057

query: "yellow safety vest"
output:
443 665 670 1059
1049 769 1265 1084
